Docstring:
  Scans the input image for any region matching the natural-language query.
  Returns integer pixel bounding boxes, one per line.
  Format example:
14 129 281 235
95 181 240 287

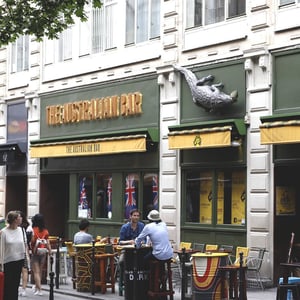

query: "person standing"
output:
18 211 32 297
135 210 173 261
73 219 93 245
31 213 52 296
0 211 26 300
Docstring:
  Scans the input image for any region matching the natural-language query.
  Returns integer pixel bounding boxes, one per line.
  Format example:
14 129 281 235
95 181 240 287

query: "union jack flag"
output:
152 175 159 210
107 177 112 214
79 178 88 210
125 174 137 219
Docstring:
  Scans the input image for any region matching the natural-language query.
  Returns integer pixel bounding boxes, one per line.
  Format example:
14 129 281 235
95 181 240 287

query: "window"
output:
279 0 298 5
11 36 29 73
186 0 245 28
58 27 72 62
126 0 160 44
7 102 28 142
91 0 117 53
185 169 246 225
124 172 159 219
78 173 112 219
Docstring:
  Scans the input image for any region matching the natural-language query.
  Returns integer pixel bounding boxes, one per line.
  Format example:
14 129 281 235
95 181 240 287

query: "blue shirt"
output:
135 221 173 261
119 221 144 242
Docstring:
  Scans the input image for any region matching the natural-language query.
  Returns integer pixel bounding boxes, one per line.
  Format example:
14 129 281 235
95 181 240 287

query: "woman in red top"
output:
30 214 52 296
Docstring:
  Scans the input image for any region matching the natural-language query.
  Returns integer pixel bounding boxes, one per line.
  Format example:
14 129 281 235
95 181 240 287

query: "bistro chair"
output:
219 244 234 254
179 242 192 250
65 241 77 289
193 243 205 252
205 244 219 252
247 247 267 290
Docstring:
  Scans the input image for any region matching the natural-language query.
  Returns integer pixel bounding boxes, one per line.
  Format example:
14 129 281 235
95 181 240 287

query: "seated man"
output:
74 219 93 245
118 209 144 295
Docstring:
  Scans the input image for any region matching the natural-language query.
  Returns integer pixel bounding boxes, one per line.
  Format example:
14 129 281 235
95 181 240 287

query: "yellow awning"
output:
260 120 300 145
30 135 146 158
168 126 232 150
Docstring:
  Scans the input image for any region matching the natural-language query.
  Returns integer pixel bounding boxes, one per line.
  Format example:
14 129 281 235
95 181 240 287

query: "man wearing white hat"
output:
135 210 173 261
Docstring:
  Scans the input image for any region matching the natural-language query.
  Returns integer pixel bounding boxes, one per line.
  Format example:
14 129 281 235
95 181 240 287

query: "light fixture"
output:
231 139 242 147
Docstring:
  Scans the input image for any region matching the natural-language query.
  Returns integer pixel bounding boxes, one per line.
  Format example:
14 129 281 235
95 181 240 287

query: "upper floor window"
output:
279 0 300 5
126 0 160 44
11 36 29 73
186 0 245 28
91 0 117 53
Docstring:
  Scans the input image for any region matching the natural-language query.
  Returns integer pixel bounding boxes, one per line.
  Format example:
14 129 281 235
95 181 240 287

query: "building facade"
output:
1 0 300 283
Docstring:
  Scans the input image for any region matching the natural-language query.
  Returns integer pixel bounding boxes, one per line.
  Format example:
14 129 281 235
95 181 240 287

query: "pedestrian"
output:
31 213 52 296
135 209 173 261
0 210 26 300
18 211 32 297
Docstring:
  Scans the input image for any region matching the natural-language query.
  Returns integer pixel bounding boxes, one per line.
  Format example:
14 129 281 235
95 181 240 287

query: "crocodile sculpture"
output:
173 65 238 112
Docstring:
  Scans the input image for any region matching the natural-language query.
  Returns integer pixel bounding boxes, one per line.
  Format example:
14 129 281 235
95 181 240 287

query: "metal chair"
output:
247 247 266 290
205 244 219 252
193 243 205 252
219 244 234 254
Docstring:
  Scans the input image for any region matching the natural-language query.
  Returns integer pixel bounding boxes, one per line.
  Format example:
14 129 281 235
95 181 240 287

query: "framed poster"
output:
276 186 296 216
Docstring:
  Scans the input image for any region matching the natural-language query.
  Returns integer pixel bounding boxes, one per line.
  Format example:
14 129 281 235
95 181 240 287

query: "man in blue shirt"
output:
119 209 144 245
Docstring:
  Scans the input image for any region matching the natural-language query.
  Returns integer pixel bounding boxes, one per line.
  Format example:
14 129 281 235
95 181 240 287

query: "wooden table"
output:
277 262 300 300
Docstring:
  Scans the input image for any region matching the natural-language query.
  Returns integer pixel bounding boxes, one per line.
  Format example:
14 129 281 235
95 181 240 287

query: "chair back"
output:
233 246 249 266
193 243 205 252
65 241 76 256
219 244 234 253
247 247 266 271
205 244 219 252
179 242 192 250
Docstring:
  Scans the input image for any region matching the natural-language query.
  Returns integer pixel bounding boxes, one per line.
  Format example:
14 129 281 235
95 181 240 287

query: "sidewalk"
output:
23 276 277 300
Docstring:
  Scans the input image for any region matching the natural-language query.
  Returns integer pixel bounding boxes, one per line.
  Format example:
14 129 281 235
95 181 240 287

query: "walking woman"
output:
18 211 32 297
31 213 52 296
0 211 25 300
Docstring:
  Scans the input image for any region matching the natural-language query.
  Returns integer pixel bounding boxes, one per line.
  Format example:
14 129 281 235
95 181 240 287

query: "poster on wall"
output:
217 172 224 224
231 170 246 225
276 186 296 216
199 171 212 224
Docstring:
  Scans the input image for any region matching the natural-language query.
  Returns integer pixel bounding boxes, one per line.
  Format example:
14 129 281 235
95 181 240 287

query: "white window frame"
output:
126 0 160 45
185 0 245 29
10 36 29 73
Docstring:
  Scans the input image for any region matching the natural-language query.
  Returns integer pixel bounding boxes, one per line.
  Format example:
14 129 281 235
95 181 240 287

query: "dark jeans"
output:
4 259 24 300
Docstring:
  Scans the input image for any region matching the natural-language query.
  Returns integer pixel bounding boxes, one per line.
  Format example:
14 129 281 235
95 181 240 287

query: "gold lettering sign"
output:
46 92 143 125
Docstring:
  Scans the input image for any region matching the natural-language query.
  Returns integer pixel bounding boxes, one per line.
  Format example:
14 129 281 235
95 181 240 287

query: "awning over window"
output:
168 119 246 150
260 113 300 145
30 128 158 158
0 143 26 165
260 120 300 145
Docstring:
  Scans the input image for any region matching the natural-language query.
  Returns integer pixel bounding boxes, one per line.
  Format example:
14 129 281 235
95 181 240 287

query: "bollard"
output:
91 240 95 295
49 255 54 300
239 252 244 300
55 237 61 289
181 248 187 300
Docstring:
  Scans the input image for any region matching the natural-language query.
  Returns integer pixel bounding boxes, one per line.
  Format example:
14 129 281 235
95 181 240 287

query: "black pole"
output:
55 237 60 289
91 240 95 295
49 255 54 300
181 248 186 300
239 252 244 300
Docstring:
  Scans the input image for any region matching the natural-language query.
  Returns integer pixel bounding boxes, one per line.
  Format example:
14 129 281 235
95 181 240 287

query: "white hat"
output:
147 210 161 221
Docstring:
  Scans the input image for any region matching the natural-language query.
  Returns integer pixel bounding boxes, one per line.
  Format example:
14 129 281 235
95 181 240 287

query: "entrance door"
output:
40 174 69 239
274 166 300 283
